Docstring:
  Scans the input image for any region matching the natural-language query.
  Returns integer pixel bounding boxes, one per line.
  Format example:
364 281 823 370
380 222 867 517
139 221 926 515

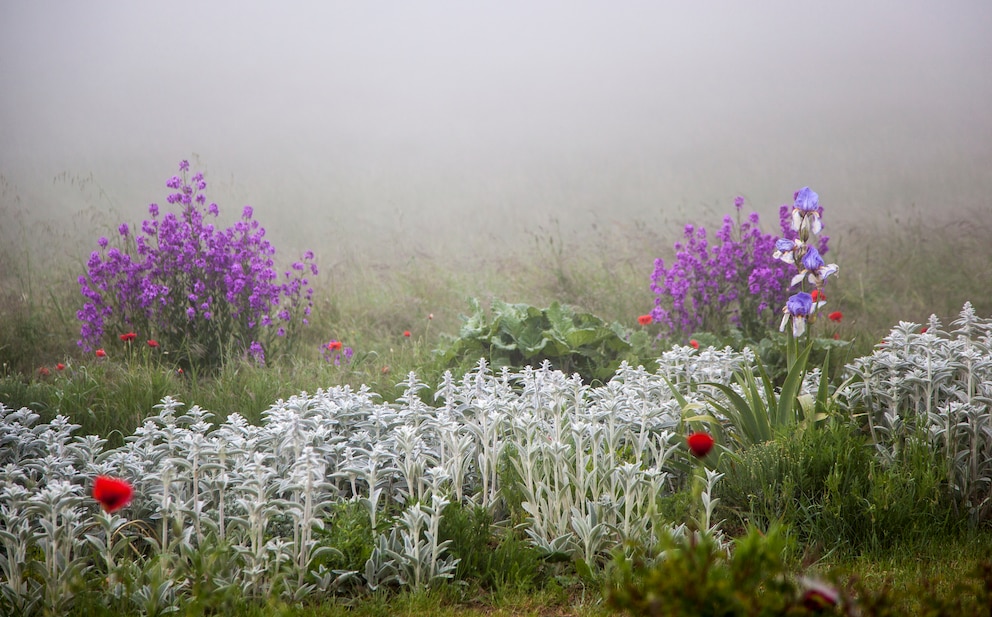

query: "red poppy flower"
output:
689 339 700 349
93 476 133 513
828 311 843 322
119 332 137 342
920 327 928 334
327 340 342 351
810 289 825 302
38 366 50 377
95 349 107 358
833 333 840 340
147 339 159 348
637 314 653 326
56 363 66 371
687 432 715 458
403 330 411 337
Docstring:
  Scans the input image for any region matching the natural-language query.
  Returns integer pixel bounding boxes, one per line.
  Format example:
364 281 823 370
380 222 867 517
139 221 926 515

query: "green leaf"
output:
815 347 832 417
564 328 602 349
776 343 811 427
705 381 772 447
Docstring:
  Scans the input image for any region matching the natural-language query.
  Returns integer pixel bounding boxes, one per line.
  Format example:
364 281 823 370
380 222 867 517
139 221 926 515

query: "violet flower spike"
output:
780 291 814 337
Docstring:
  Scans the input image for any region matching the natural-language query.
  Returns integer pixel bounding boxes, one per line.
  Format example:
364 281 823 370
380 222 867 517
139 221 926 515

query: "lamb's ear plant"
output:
83 509 135 594
843 303 992 524
1 348 747 608
173 533 247 615
0 487 41 617
385 496 459 591
28 480 90 616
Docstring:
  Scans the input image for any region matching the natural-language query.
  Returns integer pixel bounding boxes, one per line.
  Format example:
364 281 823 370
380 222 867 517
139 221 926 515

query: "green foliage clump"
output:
316 501 376 575
608 525 992 617
438 503 544 591
717 421 955 550
438 298 633 383
608 525 839 616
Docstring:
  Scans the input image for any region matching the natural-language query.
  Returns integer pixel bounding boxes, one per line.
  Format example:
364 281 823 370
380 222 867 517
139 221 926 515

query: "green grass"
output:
820 529 992 615
830 204 992 347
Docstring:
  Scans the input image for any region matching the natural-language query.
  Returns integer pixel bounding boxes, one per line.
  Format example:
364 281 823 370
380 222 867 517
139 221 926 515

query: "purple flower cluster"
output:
650 197 830 341
76 161 317 368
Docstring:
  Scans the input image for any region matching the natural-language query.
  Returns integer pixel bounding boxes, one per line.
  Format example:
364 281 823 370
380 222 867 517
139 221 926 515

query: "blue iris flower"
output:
791 187 823 235
790 246 839 288
773 238 803 264
780 291 814 337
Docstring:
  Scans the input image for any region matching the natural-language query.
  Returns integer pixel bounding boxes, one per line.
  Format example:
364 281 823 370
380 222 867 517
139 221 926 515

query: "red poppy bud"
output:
93 476 133 513
689 339 700 349
56 363 66 371
687 432 715 458
800 579 839 611
403 330 411 337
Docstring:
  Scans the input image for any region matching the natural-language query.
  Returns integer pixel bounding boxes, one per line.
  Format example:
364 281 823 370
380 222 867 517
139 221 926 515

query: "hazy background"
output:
2 1 991 263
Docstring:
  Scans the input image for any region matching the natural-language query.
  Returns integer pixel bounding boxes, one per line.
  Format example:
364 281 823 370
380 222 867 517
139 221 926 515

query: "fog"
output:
2 1 991 261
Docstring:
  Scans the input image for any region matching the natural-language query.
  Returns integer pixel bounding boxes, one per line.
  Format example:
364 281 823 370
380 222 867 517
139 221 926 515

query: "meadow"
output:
2 167 992 616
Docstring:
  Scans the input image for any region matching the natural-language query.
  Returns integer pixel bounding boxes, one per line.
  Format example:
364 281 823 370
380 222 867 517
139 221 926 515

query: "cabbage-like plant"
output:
439 298 632 382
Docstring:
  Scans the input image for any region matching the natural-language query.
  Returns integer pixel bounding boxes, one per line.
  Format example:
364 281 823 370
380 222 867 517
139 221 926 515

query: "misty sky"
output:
2 1 990 258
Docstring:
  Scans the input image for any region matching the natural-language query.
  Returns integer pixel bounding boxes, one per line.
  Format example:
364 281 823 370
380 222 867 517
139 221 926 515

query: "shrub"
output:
608 525 843 616
650 195 830 342
75 160 317 370
716 421 955 550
